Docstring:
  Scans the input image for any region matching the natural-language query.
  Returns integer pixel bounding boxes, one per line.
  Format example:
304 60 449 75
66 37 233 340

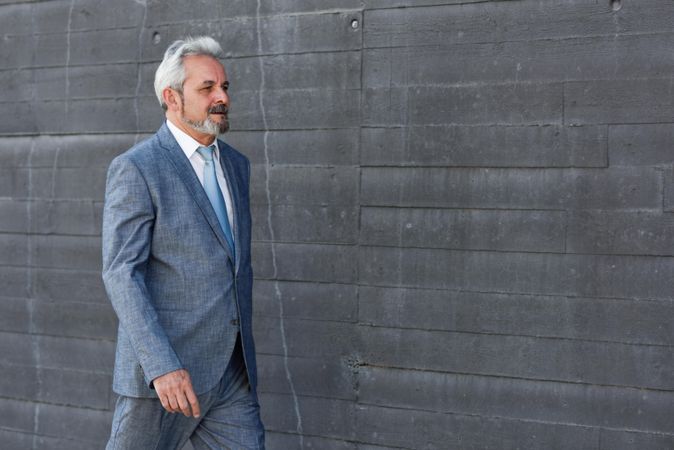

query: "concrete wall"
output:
1 0 673 448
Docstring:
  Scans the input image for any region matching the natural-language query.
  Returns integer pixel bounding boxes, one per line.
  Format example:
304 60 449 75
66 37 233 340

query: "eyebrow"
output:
200 80 230 87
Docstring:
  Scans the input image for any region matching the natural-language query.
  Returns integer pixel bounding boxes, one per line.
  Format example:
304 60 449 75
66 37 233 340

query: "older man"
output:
102 36 265 449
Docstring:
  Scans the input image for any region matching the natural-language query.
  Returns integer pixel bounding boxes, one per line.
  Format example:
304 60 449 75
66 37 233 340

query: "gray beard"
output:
181 114 229 136
178 93 229 135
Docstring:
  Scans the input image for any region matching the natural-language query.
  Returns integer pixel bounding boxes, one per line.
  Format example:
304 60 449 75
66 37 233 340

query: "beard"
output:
181 114 229 135
179 95 229 135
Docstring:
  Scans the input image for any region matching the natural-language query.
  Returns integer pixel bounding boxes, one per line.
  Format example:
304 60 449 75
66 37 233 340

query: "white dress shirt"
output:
166 119 235 228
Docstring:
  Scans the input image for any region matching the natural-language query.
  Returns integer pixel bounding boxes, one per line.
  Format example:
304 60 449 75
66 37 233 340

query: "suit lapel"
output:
156 123 235 264
217 141 242 275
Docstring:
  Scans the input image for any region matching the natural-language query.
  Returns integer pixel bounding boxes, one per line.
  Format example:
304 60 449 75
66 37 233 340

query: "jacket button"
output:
230 319 239 326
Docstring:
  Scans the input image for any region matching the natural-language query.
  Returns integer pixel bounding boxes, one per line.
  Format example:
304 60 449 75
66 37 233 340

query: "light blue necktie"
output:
197 145 235 258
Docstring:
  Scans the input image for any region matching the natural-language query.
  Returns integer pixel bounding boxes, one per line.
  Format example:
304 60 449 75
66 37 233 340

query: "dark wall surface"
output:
1 0 674 448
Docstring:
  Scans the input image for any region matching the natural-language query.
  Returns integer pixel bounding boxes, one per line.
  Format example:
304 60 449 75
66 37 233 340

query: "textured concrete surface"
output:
1 0 673 449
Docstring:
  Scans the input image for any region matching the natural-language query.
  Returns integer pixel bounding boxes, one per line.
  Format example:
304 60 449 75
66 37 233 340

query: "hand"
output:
152 369 201 418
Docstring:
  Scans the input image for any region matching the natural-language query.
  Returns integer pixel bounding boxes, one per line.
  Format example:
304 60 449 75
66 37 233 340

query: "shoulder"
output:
218 139 251 177
108 134 162 176
218 140 250 166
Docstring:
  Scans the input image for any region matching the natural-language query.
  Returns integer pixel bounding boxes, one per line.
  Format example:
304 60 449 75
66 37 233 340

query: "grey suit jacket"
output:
102 122 257 398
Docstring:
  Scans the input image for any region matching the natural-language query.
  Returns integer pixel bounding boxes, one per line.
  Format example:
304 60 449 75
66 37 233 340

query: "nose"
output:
214 86 229 105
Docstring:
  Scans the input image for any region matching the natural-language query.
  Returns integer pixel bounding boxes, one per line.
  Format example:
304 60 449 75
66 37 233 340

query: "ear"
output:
162 87 182 112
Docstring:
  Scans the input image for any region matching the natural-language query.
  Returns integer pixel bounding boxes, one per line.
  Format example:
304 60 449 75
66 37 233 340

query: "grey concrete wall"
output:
1 0 673 448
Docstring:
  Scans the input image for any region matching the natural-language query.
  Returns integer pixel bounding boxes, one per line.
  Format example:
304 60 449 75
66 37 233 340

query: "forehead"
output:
182 54 227 84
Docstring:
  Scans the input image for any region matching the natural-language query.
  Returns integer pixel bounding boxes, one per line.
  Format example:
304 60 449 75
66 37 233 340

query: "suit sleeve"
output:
101 156 183 388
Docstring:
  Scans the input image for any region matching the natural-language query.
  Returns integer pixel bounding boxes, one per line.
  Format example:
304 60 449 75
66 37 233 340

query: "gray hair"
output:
153 36 224 110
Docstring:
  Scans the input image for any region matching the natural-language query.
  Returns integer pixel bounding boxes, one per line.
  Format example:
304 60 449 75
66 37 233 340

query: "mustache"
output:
208 104 228 114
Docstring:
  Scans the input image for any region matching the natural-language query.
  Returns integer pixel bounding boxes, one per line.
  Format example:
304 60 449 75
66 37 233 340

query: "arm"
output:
101 156 183 387
102 156 200 416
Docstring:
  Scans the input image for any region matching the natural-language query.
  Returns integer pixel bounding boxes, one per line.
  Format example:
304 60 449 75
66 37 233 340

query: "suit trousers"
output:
106 334 265 450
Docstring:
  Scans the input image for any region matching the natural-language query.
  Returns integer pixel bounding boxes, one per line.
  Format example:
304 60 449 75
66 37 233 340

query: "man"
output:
102 36 265 449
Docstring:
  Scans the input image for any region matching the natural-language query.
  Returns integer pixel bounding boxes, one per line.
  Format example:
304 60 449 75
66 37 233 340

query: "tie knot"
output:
197 145 216 162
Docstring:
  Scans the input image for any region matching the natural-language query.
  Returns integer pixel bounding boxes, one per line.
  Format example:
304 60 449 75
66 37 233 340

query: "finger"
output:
176 391 192 417
167 395 180 413
159 395 171 413
185 387 201 418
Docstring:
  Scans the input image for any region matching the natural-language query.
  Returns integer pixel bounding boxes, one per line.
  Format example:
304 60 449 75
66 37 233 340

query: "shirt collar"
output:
166 119 220 161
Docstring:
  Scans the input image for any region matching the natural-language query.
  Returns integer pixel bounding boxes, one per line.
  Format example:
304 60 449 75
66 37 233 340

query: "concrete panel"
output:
0 101 38 135
29 199 103 235
37 334 115 372
0 233 29 266
32 268 107 303
361 125 607 168
361 167 661 210
0 168 29 198
0 331 34 367
251 204 358 244
355 404 599 450
30 166 108 200
32 299 117 340
252 242 358 284
666 167 674 212
566 79 674 125
231 51 362 93
144 0 254 28
37 403 112 443
364 0 673 48
610 124 674 166
0 1 68 36
0 266 29 298
0 199 29 233
0 429 34 450
359 326 674 390
360 207 566 252
250 165 358 206
257 0 361 15
0 33 61 68
359 246 674 301
600 430 674 450
363 33 674 87
0 397 35 433
359 366 674 433
142 12 362 60
359 286 674 346
253 280 358 322
0 68 34 102
33 434 108 450
0 0 145 36
33 64 138 100
0 136 31 165
363 83 563 126
567 210 674 255
265 431 356 450
11 134 136 168
259 393 355 440
0 363 38 401
257 354 355 400
30 235 101 270
0 99 141 135
232 88 361 131
0 297 30 334
68 0 146 31
227 128 359 166
38 367 111 409
1 27 140 70
254 316 357 359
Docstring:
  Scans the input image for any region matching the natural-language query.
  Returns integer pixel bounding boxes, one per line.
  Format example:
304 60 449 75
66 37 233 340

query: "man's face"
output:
177 54 230 137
